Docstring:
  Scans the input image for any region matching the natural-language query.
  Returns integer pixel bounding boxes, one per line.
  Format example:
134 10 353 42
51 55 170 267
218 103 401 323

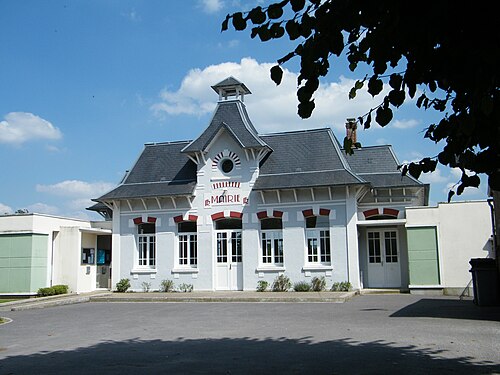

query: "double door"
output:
367 230 401 288
215 231 243 290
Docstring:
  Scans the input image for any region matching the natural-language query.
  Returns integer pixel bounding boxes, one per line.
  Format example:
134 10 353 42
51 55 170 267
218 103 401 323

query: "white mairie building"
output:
90 77 492 293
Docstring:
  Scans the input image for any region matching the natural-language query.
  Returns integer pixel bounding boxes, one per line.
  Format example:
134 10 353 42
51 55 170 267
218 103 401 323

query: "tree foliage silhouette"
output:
222 0 499 198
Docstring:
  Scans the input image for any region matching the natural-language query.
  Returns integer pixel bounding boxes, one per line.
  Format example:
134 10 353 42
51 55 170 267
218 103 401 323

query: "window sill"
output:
256 266 286 272
302 265 333 272
171 268 199 274
131 268 158 274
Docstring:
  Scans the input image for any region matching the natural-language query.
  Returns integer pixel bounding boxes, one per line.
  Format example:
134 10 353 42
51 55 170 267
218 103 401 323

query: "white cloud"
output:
122 9 141 22
34 180 115 219
199 0 224 13
392 118 420 129
0 203 12 214
419 168 448 184
36 180 115 198
26 202 60 215
151 57 388 133
0 112 62 145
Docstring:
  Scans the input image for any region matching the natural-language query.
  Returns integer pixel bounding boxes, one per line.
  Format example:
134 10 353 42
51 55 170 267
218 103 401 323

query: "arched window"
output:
178 220 197 267
304 210 331 265
259 215 284 266
137 223 156 268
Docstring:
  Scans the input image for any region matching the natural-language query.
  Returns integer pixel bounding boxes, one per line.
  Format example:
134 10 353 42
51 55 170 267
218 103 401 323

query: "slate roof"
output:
253 129 366 190
181 100 268 153
343 145 424 188
96 141 197 201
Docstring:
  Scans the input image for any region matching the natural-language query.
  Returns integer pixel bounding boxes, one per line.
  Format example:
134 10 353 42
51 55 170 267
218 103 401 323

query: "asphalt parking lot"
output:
1 294 499 374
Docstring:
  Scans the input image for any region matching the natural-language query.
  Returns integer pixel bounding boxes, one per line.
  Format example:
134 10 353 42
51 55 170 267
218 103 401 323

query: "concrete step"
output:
90 291 357 303
360 288 407 295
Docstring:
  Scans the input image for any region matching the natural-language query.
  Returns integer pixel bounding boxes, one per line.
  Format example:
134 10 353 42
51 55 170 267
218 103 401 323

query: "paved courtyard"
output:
0 294 499 374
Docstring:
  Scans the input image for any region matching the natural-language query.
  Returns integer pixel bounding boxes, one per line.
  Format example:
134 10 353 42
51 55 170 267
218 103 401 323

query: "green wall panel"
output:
0 233 48 293
407 227 440 285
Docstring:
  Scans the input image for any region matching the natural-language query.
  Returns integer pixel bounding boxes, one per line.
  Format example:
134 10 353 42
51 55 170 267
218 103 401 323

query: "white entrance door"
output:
216 231 243 290
367 230 401 288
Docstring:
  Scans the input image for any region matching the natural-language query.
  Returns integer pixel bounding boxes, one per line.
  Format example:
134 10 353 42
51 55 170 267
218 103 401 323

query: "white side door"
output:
367 230 401 288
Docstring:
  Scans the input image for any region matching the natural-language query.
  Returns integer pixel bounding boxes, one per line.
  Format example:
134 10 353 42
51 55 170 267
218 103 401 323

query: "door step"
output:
360 288 407 295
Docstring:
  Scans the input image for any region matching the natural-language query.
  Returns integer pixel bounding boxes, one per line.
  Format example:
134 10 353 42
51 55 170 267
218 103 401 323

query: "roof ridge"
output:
145 140 192 146
260 127 331 137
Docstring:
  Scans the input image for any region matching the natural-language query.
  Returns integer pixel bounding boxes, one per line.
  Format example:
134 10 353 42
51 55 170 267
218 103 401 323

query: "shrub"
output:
52 284 69 295
331 281 352 292
272 274 291 292
160 279 175 292
178 283 193 293
141 281 151 292
256 280 269 292
116 278 131 293
293 281 311 292
37 287 56 297
311 276 326 292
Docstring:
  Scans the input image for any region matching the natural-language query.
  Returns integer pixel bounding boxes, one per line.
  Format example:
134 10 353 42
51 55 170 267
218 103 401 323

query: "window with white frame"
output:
260 218 284 266
178 221 197 267
305 215 331 265
137 223 156 268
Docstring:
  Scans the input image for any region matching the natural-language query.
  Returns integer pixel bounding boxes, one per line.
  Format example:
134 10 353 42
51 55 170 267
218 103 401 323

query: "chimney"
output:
345 118 357 144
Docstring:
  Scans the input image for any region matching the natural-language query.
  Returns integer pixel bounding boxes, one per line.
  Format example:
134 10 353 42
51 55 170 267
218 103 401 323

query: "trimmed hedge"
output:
37 284 69 297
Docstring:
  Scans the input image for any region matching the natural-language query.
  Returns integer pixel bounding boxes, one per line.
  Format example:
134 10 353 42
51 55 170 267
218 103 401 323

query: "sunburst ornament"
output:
212 150 241 173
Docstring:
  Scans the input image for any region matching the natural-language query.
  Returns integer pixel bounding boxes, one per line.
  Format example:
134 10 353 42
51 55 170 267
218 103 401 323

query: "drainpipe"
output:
488 198 497 259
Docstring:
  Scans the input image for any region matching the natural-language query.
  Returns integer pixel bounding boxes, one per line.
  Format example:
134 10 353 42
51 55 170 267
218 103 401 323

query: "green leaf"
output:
364 111 372 129
270 65 283 85
429 80 437 92
367 76 383 97
447 190 455 202
232 12 247 31
388 89 405 107
408 163 422 180
285 20 301 40
267 4 284 19
257 24 272 41
416 93 426 108
270 23 285 38
375 106 393 126
221 16 229 32
343 136 353 155
297 99 315 118
389 74 402 90
248 6 266 24
297 86 313 102
349 87 357 100
290 0 306 12
327 31 344 56
354 80 364 90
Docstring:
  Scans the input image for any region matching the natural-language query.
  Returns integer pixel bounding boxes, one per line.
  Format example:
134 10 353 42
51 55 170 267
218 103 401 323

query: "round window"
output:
221 159 234 173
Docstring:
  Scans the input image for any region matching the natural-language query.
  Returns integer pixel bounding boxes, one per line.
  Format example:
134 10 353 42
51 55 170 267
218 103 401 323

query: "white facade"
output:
92 79 495 295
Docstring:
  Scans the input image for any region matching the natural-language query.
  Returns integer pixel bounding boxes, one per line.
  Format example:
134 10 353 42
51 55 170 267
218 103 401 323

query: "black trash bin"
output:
469 258 499 306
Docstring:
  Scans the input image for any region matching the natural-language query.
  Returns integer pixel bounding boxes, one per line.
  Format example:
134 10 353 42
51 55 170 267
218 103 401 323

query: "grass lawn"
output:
0 299 16 304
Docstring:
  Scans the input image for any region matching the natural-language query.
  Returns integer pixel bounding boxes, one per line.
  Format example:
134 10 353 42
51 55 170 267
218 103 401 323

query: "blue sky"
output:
0 0 488 219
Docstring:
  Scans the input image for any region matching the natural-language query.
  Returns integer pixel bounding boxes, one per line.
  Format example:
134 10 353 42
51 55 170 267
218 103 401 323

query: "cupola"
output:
211 76 251 102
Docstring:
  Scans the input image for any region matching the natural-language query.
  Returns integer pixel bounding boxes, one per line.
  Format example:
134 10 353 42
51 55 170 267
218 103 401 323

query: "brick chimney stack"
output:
346 118 357 144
